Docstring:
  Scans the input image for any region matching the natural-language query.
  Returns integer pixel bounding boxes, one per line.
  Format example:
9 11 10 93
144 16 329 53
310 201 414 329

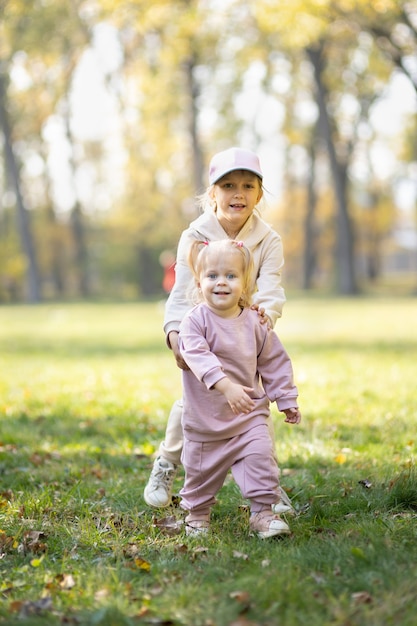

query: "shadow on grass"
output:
0 337 167 358
284 338 417 356
2 333 417 360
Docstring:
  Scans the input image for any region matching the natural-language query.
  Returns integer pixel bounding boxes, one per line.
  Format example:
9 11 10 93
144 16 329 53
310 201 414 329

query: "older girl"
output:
144 147 293 515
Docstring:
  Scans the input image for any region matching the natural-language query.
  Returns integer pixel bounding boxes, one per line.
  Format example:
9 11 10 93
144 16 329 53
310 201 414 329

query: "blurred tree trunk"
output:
137 246 158 296
0 71 42 303
303 129 319 290
62 99 91 298
307 45 358 295
183 53 205 194
364 5 417 293
70 204 90 298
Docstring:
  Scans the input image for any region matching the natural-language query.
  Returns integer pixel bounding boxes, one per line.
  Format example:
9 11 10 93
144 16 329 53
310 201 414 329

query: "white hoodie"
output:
164 210 286 341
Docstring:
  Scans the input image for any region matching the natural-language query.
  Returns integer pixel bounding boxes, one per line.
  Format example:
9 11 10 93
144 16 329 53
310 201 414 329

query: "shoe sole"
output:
186 527 209 537
256 527 291 539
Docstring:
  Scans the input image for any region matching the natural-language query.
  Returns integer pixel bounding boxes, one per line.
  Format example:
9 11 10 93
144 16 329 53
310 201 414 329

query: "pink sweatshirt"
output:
178 304 298 442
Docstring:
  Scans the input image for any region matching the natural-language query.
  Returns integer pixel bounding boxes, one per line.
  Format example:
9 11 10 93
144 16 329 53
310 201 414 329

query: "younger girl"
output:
178 239 301 538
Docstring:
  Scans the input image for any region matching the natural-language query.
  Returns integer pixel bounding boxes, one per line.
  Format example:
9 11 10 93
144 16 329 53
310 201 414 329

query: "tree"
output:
1 0 95 300
253 0 412 294
307 43 357 293
0 69 41 301
1 0 414 300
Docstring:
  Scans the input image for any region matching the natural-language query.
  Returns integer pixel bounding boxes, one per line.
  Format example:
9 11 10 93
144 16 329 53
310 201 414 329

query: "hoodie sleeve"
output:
251 230 286 328
163 228 196 344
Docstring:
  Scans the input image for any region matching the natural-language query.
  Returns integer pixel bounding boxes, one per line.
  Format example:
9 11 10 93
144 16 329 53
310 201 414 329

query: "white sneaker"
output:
144 457 177 508
272 487 295 516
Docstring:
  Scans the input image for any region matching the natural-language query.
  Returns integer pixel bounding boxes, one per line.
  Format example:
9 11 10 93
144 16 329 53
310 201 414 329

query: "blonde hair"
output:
187 239 254 308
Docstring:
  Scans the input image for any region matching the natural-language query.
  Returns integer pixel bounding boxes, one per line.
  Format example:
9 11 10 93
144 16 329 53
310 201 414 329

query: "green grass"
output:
0 297 416 626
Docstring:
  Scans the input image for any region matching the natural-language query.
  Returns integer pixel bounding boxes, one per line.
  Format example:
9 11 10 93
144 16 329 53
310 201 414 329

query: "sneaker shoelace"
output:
149 464 175 489
251 509 280 529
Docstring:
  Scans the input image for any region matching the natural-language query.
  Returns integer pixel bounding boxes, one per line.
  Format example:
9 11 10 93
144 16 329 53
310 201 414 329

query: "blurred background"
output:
0 0 416 304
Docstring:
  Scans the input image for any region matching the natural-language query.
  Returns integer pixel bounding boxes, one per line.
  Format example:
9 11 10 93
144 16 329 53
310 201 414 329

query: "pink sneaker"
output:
250 509 291 539
185 515 210 536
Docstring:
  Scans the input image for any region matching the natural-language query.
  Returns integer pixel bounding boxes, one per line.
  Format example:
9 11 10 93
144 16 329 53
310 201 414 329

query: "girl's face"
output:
198 251 245 318
210 170 263 235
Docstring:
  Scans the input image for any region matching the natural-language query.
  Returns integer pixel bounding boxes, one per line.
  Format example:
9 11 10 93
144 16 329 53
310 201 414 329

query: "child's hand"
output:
226 384 256 415
283 407 302 424
251 304 272 329
169 332 190 370
215 378 255 415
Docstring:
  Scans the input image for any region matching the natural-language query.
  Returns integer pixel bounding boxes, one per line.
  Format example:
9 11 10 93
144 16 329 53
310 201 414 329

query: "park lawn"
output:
0 297 416 626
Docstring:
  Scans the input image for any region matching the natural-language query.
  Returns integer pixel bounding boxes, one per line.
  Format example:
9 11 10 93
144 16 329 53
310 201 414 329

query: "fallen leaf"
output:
229 590 251 605
351 591 373 605
229 618 259 626
22 530 48 555
311 571 326 584
233 551 249 560
29 453 45 466
90 467 104 479
124 543 140 558
350 546 367 560
174 543 188 553
9 600 24 614
0 530 14 552
14 597 53 617
189 545 209 562
134 606 150 619
134 556 151 571
152 515 183 536
57 573 76 590
193 546 208 554
94 588 109 600
24 530 46 543
0 443 17 452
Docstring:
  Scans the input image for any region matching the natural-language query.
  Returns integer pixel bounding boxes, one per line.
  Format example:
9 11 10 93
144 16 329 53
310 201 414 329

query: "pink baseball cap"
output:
208 147 263 185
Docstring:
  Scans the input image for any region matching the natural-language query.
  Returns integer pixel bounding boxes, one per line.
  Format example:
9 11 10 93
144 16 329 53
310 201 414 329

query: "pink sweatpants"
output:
158 398 278 466
180 423 280 517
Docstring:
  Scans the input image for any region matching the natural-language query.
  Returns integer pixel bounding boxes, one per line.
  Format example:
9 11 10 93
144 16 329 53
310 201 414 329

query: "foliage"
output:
0 298 416 625
0 1 416 301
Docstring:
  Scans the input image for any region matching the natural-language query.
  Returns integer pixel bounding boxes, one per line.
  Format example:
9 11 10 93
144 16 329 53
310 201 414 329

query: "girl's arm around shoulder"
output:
163 228 198 340
252 230 286 327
